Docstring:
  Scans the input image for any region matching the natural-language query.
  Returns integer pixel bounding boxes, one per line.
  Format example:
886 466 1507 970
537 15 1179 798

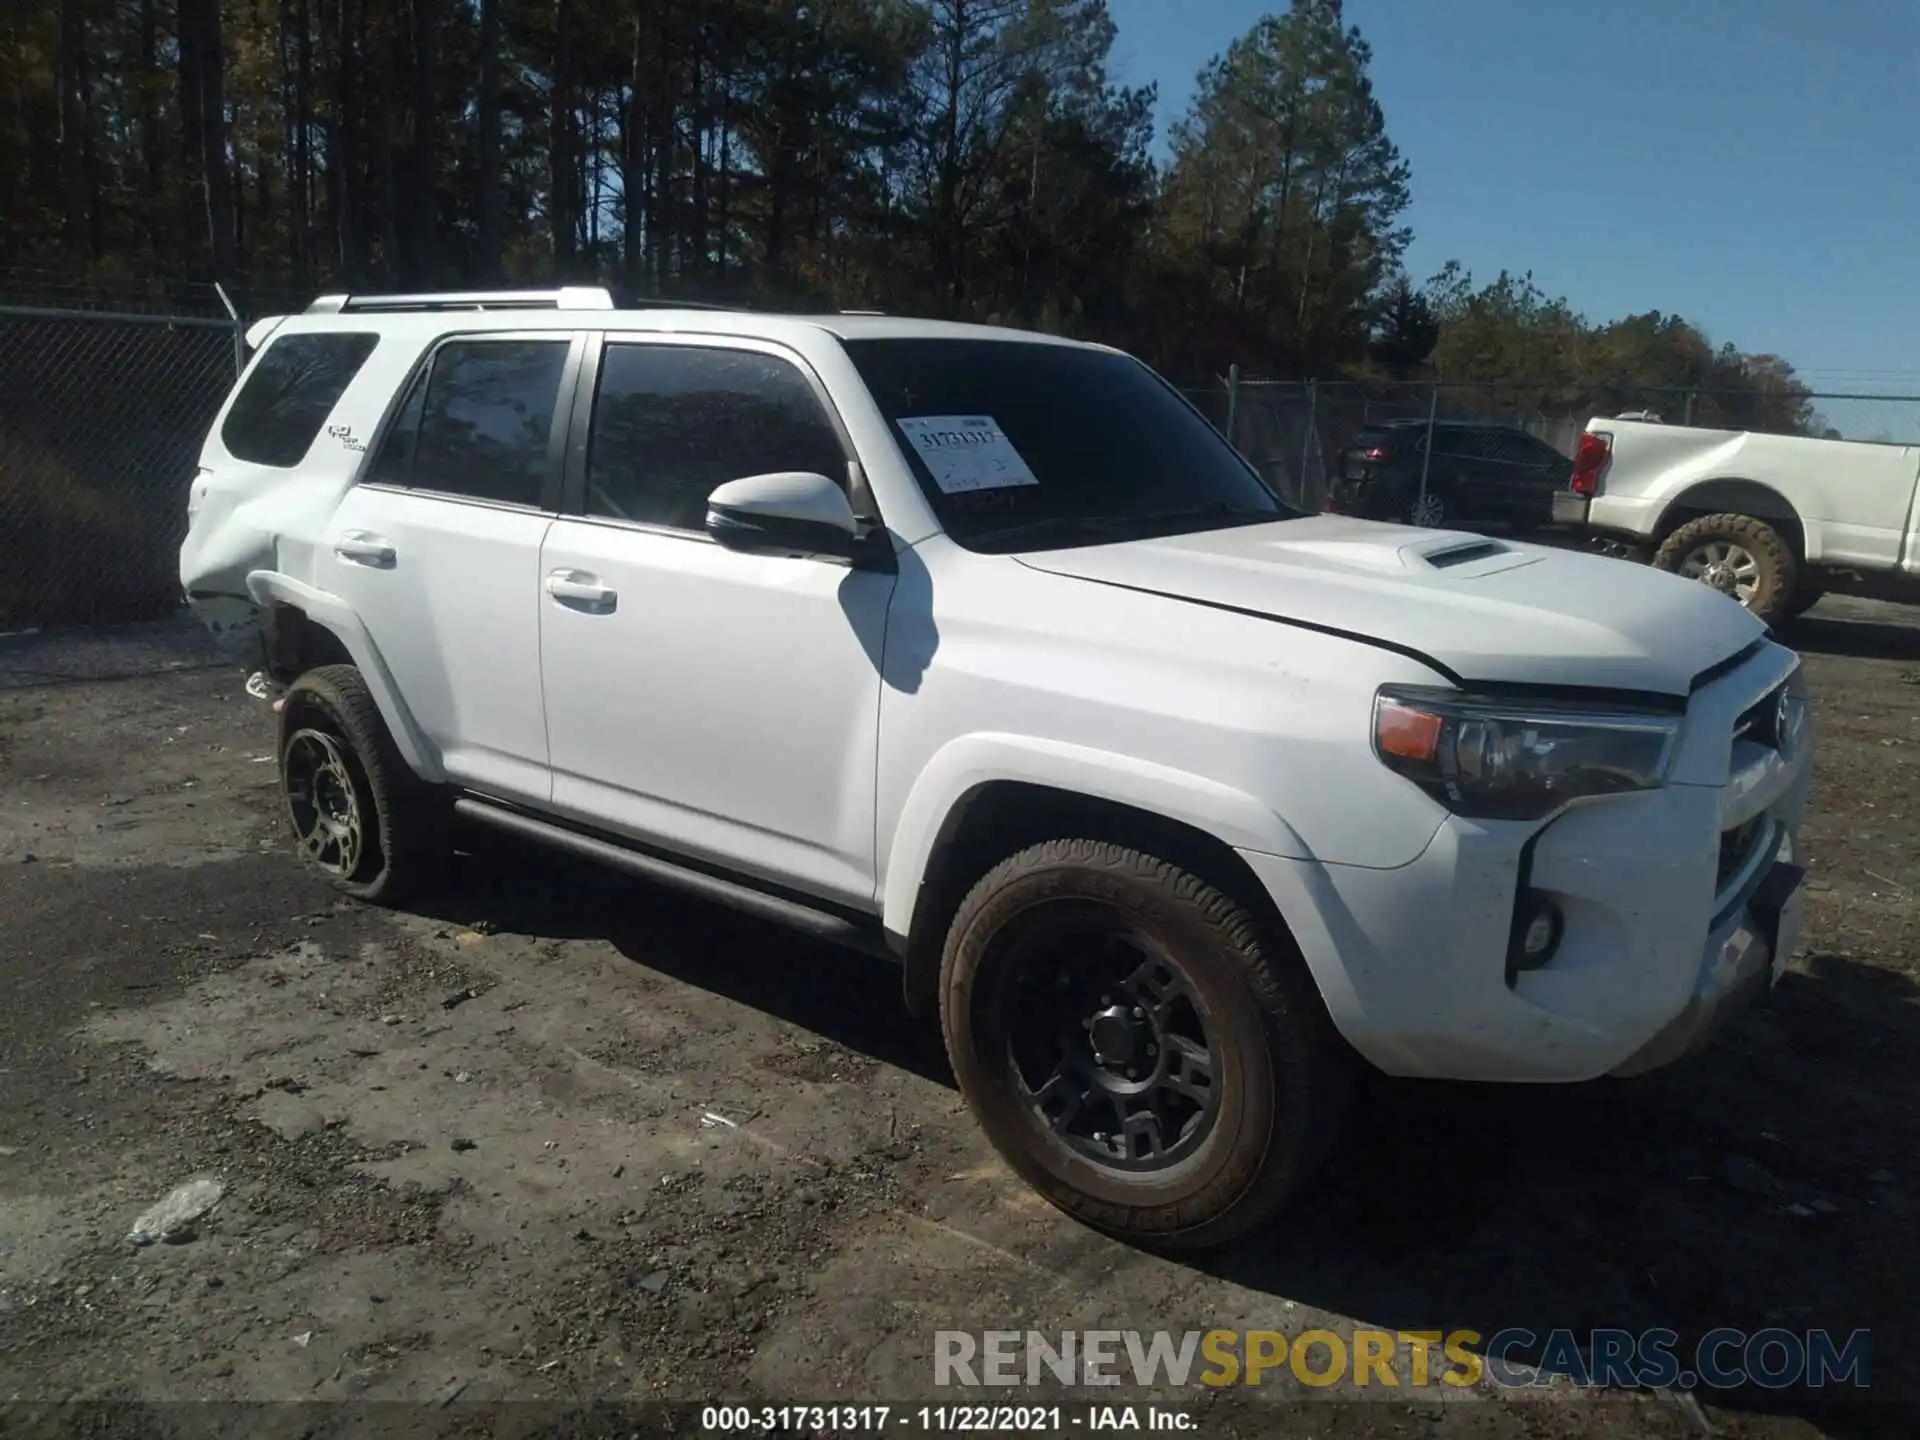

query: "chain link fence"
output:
0 276 257 693
1186 376 1920 522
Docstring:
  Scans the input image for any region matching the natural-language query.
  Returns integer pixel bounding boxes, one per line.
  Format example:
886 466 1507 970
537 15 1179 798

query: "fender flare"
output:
879 731 1309 941
1656 478 1812 560
244 569 445 784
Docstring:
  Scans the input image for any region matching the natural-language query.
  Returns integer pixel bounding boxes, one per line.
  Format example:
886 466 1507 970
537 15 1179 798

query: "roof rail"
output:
305 287 617 314
838 309 887 316
613 293 755 313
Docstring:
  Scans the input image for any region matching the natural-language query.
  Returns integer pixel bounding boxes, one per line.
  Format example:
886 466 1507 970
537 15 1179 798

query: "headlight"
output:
1372 686 1681 821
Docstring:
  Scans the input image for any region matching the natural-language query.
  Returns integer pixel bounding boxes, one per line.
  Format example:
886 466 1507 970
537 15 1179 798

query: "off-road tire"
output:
1785 587 1825 619
277 664 447 904
1654 512 1799 626
938 839 1349 1252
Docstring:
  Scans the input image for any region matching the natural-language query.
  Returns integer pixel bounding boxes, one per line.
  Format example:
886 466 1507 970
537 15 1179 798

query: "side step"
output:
451 797 892 959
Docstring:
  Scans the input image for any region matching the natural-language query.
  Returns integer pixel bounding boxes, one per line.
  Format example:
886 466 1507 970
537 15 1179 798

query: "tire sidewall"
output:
278 678 395 897
1655 514 1797 624
942 856 1279 1231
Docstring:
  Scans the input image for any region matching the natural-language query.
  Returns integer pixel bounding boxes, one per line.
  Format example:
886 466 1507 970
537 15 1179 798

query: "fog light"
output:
1508 894 1563 978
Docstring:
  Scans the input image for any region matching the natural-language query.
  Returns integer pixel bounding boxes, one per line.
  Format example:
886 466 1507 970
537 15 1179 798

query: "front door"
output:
325 331 580 804
537 337 896 908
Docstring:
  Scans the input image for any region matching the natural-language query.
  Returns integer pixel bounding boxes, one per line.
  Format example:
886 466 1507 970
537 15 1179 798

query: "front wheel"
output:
939 840 1349 1251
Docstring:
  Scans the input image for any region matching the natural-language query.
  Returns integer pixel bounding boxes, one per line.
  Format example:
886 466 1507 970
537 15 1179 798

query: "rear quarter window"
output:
220 332 380 468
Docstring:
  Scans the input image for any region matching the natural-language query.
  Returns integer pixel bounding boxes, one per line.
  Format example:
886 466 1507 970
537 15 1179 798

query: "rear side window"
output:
584 344 848 530
221 332 379 467
365 338 570 507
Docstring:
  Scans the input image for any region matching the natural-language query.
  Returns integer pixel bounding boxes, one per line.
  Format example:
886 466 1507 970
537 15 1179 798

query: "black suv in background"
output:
1326 419 1573 531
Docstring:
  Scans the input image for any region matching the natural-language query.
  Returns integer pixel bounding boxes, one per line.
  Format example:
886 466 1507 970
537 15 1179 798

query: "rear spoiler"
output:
244 314 289 354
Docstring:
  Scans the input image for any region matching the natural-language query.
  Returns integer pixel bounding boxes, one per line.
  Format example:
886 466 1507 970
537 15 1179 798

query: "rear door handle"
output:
334 531 396 568
545 569 617 612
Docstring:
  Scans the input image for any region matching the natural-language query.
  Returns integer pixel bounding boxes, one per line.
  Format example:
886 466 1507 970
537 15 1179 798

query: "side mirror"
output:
706 471 866 559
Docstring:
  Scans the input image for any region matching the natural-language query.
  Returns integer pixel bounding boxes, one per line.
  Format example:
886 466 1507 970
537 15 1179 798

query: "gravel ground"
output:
2 599 1917 1438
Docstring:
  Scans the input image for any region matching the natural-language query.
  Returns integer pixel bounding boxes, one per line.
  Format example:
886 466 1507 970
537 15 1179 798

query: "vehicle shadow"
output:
1781 609 1920 663
421 833 1915 1431
419 828 955 1086
1195 948 1920 1433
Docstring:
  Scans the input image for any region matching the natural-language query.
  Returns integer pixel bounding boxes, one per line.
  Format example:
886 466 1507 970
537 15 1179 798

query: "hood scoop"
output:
1419 538 1510 569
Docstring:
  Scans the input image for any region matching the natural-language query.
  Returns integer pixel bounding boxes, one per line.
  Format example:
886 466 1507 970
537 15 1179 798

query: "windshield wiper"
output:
1133 502 1280 525
960 513 1145 548
962 502 1283 551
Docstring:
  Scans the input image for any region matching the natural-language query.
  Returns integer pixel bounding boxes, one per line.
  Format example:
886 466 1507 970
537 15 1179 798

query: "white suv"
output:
180 288 1814 1249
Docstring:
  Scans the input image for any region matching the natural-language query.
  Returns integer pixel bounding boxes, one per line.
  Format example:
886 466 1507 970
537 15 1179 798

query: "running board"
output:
451 797 892 960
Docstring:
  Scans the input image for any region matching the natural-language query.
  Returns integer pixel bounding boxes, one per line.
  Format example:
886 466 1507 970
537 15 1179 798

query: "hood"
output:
1015 515 1765 697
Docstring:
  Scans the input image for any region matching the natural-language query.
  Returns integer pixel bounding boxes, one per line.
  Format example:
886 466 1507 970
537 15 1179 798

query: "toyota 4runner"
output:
179 287 1815 1250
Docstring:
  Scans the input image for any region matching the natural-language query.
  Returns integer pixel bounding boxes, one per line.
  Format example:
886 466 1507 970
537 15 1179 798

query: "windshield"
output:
841 338 1298 551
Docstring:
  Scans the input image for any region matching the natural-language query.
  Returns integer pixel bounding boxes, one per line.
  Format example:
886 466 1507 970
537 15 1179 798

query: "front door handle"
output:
545 569 617 612
334 531 397 568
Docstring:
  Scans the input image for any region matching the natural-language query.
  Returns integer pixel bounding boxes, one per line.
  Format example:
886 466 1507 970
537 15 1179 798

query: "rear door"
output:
323 330 583 805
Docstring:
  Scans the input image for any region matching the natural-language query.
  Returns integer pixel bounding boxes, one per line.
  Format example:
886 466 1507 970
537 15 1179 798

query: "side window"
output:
221 332 379 467
362 366 428 488
383 338 570 506
585 344 849 530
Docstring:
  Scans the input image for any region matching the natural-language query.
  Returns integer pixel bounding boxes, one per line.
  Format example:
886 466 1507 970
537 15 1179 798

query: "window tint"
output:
362 367 427 488
221 332 379 467
402 339 570 506
586 345 848 530
842 339 1290 551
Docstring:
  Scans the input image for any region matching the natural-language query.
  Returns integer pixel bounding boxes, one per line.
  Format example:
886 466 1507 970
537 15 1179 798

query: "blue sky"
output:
1106 0 1920 398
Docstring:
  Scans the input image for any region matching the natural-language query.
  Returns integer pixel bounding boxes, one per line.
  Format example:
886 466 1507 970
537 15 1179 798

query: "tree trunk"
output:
476 0 503 277
373 3 399 280
621 7 646 287
321 0 361 277
688 23 708 280
58 0 91 257
198 0 236 276
175 0 207 264
549 0 575 273
293 0 314 280
411 0 436 280
934 3 966 305
139 0 165 254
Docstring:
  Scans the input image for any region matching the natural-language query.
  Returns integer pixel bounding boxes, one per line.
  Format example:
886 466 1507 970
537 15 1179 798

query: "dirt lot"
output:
2 601 1917 1438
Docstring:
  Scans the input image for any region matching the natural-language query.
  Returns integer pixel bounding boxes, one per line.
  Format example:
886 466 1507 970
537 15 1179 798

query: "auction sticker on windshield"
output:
895 416 1041 495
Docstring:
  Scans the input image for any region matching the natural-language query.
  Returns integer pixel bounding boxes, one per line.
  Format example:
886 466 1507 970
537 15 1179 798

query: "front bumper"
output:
1551 490 1590 526
1612 845 1804 1076
1239 644 1812 1084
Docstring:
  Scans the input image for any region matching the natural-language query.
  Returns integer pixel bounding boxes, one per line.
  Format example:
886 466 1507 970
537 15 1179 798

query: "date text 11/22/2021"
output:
699 1404 1197 1432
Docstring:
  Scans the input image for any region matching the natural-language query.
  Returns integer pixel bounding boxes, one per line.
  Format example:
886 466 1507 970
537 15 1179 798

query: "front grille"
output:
1717 815 1769 893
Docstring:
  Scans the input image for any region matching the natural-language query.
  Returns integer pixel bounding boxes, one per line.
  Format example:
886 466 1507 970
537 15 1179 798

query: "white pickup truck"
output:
179 290 1814 1249
1554 417 1920 626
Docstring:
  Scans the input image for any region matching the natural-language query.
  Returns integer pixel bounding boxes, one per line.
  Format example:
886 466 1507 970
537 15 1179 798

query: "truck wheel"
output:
1654 513 1799 625
939 839 1348 1251
277 664 446 904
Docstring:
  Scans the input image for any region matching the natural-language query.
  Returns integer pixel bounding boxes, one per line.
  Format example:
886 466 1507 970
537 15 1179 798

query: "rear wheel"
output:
939 839 1348 1251
278 665 447 904
1409 490 1446 527
1653 512 1799 626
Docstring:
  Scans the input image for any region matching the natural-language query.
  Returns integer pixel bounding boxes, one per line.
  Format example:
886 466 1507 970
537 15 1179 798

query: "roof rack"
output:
306 286 617 314
612 293 755 313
